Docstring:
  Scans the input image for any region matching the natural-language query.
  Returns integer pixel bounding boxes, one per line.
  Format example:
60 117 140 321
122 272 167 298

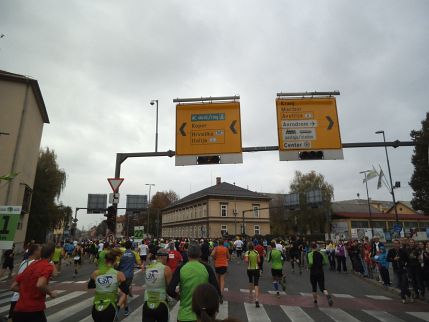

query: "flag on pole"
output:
363 167 378 183
377 168 385 189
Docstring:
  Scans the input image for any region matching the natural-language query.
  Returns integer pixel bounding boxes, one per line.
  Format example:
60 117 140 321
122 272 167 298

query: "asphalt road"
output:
0 255 427 322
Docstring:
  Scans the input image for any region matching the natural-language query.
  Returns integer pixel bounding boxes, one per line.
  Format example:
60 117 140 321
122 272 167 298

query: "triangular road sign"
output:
107 178 124 192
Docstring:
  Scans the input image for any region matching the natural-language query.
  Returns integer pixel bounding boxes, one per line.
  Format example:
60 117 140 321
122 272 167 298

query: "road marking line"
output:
300 292 313 297
75 281 87 284
48 297 93 322
46 291 86 309
406 312 429 321
319 308 361 322
240 289 250 293
78 295 140 322
224 287 228 292
268 291 286 295
363 310 405 322
365 295 392 300
333 293 354 298
218 301 228 320
0 290 66 312
61 281 74 284
281 305 314 322
244 302 270 322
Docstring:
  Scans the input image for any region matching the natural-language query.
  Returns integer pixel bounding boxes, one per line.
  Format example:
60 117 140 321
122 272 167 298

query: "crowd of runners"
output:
1 234 428 321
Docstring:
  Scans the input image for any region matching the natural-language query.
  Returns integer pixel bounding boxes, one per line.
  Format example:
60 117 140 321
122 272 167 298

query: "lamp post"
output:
150 100 159 152
375 130 399 224
146 183 155 236
360 170 374 237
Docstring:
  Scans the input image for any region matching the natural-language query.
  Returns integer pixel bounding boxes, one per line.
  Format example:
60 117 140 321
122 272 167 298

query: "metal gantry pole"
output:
155 100 159 153
376 131 399 224
146 183 155 236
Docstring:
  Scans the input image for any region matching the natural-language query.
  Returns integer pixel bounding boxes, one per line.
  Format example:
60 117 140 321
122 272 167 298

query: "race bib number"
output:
168 253 175 259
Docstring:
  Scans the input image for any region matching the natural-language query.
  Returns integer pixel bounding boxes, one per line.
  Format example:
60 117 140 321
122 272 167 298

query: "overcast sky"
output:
1 1 428 229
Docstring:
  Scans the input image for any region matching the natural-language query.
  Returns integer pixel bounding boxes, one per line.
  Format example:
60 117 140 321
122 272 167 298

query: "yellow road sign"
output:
276 97 343 160
176 102 242 157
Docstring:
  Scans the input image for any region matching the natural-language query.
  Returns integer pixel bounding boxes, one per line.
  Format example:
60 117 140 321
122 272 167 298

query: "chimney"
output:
216 177 221 185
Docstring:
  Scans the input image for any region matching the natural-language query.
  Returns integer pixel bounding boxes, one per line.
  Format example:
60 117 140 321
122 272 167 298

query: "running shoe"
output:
219 295 224 304
255 301 260 308
327 295 333 306
124 307 129 316
401 298 406 304
276 291 280 298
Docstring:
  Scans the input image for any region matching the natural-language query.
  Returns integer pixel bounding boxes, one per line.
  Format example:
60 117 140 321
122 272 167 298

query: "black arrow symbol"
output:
230 120 237 134
180 123 187 136
326 116 334 130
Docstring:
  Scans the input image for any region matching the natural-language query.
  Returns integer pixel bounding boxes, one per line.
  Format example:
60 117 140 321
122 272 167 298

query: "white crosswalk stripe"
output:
319 308 361 322
363 310 405 322
0 289 426 322
407 312 429 321
244 302 271 322
46 291 87 309
333 293 355 298
281 305 314 322
365 295 392 300
268 291 286 295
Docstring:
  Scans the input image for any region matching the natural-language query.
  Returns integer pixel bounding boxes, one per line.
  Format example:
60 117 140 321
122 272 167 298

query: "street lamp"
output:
150 100 159 152
146 183 155 236
360 170 374 237
375 130 399 224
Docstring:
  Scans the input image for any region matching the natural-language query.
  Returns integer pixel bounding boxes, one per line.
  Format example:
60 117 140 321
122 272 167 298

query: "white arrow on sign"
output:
107 178 124 192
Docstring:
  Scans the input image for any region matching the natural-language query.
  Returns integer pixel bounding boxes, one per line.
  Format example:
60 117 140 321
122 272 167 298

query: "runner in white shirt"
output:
139 241 149 268
234 238 244 261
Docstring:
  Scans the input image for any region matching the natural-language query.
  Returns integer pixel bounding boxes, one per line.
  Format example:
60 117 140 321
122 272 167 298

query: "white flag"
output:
377 168 385 189
363 167 378 183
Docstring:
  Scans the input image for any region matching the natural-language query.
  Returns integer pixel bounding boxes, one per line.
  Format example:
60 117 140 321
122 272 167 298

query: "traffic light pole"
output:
112 140 422 238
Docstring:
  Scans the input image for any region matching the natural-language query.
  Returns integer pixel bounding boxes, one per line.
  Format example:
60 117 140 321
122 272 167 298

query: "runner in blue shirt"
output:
118 241 137 316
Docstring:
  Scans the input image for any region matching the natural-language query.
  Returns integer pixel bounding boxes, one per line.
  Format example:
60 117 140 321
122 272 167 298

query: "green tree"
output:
410 112 429 213
26 148 70 242
289 170 334 235
148 190 179 236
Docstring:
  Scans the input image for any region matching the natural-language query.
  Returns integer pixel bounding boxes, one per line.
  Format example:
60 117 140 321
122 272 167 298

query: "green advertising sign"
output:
0 206 21 250
134 225 144 239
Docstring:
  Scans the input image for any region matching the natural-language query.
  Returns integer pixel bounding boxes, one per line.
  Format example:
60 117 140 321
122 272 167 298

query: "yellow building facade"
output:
161 179 271 238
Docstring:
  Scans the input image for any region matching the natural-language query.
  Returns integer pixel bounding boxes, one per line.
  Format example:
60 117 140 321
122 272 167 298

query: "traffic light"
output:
298 151 324 160
105 206 116 233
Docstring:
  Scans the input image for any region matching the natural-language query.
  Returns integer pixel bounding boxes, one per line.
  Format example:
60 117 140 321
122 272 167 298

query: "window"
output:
22 185 33 214
254 225 260 235
221 225 228 235
252 204 260 217
372 221 387 229
220 204 228 217
351 221 369 228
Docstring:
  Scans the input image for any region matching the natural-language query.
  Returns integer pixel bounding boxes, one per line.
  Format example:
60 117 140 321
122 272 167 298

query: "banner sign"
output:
0 206 21 250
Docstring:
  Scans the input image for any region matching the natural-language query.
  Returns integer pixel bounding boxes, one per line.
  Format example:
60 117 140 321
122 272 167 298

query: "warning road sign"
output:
107 178 124 192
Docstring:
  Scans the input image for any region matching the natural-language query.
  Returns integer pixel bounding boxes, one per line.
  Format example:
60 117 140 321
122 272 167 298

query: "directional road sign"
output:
276 97 343 161
393 223 403 233
87 194 108 214
176 102 242 166
107 178 124 193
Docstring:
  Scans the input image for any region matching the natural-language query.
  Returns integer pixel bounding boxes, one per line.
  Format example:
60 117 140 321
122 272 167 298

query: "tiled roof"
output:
163 182 271 211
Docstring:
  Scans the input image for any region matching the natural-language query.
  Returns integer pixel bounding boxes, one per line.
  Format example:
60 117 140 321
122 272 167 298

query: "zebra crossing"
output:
0 288 427 321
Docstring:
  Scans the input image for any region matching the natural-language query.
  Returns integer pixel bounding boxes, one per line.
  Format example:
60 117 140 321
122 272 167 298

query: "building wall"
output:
161 197 270 238
0 80 45 251
388 203 415 215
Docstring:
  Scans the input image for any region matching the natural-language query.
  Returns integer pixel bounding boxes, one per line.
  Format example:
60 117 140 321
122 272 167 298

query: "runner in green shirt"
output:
97 242 109 270
267 241 286 297
244 242 261 308
52 242 64 273
88 252 128 322
167 243 220 322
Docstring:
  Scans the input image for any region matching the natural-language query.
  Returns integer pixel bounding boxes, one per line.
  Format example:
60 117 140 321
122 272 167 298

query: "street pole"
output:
150 100 159 152
360 171 374 237
146 183 155 236
376 131 399 224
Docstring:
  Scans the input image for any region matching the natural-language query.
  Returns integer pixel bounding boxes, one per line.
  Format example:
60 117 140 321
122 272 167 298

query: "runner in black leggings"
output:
307 242 333 306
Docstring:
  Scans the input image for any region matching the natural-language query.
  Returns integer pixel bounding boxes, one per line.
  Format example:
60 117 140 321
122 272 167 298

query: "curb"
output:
351 271 429 304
